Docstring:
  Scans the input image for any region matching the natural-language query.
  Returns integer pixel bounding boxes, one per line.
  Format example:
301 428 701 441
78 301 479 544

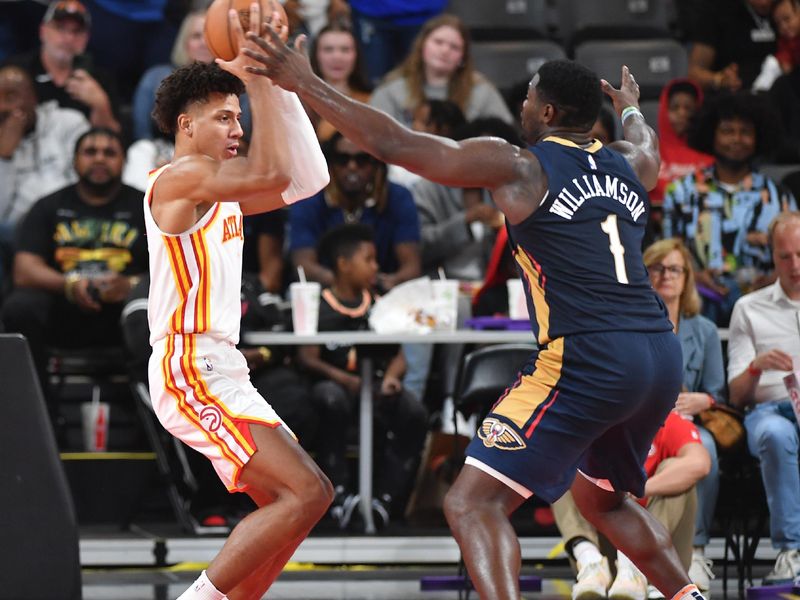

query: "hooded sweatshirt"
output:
652 79 714 205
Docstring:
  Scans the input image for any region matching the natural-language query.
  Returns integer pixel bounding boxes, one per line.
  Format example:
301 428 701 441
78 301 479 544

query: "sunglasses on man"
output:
330 152 376 167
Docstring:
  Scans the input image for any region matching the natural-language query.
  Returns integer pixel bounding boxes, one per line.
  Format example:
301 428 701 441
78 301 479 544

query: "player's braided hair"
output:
152 62 245 136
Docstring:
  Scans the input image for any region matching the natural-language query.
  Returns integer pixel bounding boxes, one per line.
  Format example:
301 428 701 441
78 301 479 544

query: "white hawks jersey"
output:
144 165 244 345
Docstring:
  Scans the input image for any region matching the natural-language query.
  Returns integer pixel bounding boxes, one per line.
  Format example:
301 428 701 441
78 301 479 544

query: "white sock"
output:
573 540 603 567
176 570 226 600
617 551 638 573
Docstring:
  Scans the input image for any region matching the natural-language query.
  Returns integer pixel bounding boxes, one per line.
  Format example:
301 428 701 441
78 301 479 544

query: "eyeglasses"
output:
648 264 687 277
331 152 375 167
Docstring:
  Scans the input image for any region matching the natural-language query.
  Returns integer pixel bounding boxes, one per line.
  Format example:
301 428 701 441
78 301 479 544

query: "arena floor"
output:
77 529 783 600
80 566 765 600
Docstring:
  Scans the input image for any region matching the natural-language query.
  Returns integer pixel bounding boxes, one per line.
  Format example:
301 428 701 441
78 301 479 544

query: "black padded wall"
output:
0 334 82 599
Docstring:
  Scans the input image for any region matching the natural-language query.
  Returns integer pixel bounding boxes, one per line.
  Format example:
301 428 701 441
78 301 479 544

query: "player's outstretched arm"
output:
241 28 528 193
601 66 660 191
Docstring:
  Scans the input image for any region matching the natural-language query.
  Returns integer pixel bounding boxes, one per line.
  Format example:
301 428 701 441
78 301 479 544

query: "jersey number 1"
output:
600 214 629 284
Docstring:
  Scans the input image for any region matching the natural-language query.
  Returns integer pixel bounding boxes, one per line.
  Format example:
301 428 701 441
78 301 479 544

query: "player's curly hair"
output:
687 91 779 159
152 62 245 136
535 60 602 130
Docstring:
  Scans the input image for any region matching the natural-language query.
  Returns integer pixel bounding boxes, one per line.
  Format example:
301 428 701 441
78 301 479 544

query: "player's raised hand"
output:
216 3 264 83
242 25 314 92
600 65 641 116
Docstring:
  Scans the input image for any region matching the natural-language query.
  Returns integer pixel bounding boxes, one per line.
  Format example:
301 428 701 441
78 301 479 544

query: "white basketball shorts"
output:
149 333 293 492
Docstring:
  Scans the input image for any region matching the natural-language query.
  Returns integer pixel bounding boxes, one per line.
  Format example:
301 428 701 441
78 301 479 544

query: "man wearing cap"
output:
4 0 120 132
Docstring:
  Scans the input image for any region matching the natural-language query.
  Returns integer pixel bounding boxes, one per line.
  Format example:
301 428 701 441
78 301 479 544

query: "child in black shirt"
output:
296 224 427 528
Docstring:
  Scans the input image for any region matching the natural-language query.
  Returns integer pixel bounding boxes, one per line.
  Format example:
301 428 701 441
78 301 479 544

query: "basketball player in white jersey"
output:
145 6 332 600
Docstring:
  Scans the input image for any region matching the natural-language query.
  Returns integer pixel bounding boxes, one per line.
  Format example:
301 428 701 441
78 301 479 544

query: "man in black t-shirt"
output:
2 126 147 400
688 0 777 92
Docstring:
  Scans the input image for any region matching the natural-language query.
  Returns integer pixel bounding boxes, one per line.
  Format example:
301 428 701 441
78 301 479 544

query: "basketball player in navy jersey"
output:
245 31 703 600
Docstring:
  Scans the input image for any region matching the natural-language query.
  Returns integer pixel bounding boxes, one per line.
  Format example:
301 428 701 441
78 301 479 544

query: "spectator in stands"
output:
5 1 121 131
349 0 446 85
80 0 178 103
289 131 421 292
369 14 513 129
653 79 714 205
131 10 213 141
389 98 466 189
773 0 800 72
688 0 777 93
727 211 800 585
282 0 352 38
308 22 371 141
121 126 173 192
0 65 89 288
647 80 715 248
1 127 147 407
296 224 427 528
411 97 467 137
643 238 725 594
662 92 796 326
412 117 520 281
554 412 710 600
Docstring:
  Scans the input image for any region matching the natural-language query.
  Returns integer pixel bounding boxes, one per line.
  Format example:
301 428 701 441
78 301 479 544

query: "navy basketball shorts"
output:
464 330 682 503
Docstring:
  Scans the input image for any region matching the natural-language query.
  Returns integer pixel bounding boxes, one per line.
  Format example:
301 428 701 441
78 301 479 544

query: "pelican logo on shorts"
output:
478 417 526 450
203 357 213 371
199 405 223 432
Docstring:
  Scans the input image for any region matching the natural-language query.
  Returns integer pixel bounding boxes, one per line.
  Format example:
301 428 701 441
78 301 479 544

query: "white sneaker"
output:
764 549 800 585
688 550 715 593
646 584 665 599
607 565 647 600
572 557 612 600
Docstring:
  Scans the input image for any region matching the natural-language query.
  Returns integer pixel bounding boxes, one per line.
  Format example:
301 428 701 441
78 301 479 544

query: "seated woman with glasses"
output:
643 238 726 592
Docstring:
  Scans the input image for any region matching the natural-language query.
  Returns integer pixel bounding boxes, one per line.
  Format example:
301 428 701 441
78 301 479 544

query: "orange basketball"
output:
204 0 288 62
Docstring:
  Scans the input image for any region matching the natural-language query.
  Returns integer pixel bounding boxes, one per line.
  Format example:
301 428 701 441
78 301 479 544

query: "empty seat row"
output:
471 39 688 101
448 0 677 45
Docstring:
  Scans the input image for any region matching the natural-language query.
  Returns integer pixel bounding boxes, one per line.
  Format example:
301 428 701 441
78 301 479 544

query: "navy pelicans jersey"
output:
512 136 671 345
144 165 245 345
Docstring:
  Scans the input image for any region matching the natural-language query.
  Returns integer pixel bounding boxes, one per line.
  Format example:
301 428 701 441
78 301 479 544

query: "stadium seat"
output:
556 0 674 49
454 343 535 427
574 39 688 100
471 40 566 90
446 0 550 40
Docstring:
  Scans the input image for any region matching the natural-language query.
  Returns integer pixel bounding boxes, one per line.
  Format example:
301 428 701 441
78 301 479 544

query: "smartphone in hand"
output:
71 53 93 73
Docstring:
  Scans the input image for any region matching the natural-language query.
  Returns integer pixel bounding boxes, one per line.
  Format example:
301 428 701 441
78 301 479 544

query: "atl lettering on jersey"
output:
221 214 243 242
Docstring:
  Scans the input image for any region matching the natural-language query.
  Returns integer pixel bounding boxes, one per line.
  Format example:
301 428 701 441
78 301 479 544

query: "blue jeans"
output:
402 342 433 403
745 400 800 550
694 425 720 547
